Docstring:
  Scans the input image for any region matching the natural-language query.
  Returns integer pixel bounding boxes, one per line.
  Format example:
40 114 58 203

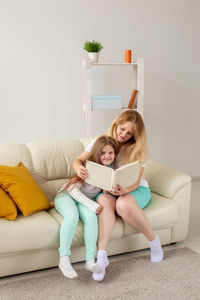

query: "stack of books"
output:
92 95 122 110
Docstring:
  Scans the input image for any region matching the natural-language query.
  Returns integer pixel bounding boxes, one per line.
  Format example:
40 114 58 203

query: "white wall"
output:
0 0 199 176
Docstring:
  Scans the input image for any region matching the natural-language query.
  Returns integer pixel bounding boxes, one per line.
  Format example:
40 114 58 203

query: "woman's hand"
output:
76 165 88 180
111 182 139 196
110 184 129 196
73 151 90 179
96 204 103 215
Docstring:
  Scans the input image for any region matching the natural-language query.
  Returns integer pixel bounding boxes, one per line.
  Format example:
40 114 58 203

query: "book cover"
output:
85 160 140 190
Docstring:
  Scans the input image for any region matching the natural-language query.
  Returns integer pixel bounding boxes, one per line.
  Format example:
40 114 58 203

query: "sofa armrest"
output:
144 159 192 242
144 160 192 199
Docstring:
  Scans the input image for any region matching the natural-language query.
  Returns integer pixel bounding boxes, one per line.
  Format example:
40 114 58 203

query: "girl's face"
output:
116 121 134 143
100 145 115 166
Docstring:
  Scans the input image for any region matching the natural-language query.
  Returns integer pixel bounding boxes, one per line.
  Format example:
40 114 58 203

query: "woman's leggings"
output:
54 191 98 261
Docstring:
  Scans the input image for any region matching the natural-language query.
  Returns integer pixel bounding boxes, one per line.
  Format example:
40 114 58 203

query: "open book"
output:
85 160 140 191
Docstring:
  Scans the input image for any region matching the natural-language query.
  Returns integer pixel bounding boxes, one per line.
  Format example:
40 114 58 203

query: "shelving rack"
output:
82 58 144 137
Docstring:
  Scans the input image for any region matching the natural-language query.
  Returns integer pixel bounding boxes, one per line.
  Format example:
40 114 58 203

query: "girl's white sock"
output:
92 250 109 281
85 260 101 273
59 256 78 278
149 234 164 262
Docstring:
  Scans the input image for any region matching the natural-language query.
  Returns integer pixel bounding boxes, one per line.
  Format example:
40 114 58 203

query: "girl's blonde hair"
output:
60 135 118 192
107 110 148 164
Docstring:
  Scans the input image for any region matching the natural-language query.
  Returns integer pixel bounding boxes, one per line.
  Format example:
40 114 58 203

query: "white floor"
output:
0 180 200 284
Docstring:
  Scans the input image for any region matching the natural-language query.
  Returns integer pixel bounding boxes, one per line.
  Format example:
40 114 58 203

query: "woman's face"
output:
116 121 134 144
100 145 115 166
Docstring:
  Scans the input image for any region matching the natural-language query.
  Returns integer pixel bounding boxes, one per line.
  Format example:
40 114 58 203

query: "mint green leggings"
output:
54 192 98 261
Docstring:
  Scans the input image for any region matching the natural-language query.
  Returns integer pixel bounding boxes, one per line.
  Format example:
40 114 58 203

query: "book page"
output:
85 161 114 190
114 161 140 188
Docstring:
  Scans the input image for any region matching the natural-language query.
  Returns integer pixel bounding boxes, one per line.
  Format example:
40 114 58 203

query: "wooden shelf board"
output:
91 63 138 66
90 107 137 112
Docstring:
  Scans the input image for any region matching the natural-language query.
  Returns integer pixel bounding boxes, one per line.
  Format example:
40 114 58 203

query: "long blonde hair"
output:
60 135 118 192
107 110 148 164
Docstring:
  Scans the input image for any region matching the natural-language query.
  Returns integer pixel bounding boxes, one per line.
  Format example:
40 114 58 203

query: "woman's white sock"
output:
85 260 101 273
59 256 78 278
92 250 109 281
149 235 164 262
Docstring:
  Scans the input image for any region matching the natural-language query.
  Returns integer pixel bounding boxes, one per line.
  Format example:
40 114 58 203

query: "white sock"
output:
149 235 164 262
92 250 109 281
85 260 101 273
59 256 78 278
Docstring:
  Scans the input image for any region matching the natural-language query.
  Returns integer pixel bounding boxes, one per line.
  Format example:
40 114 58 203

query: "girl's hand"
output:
76 165 88 180
96 204 102 215
110 184 129 196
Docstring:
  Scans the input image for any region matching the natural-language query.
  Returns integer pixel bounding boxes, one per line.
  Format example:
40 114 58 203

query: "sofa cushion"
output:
26 140 85 201
0 162 51 216
49 208 124 244
0 211 60 253
123 192 178 236
0 143 33 170
0 187 17 221
144 160 191 198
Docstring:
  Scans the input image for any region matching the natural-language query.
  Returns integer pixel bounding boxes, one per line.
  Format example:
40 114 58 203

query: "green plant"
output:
83 40 103 53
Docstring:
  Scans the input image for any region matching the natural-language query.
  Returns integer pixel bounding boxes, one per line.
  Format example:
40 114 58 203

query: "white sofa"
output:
0 139 191 277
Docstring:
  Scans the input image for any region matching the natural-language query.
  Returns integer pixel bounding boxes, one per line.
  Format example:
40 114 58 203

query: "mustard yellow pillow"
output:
0 162 51 216
0 187 18 220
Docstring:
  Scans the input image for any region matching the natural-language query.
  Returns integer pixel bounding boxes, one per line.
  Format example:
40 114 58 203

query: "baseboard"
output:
192 176 200 181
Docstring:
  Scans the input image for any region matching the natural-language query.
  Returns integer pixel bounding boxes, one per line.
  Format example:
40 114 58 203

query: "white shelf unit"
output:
82 59 144 137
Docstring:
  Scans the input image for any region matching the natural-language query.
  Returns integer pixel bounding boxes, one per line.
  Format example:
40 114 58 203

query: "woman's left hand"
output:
110 184 129 196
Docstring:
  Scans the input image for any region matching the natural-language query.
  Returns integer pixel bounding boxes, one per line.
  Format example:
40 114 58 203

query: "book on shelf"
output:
128 89 138 109
85 160 140 191
92 95 122 110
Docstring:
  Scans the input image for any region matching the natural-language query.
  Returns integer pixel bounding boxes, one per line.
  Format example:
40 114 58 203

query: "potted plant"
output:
83 40 103 63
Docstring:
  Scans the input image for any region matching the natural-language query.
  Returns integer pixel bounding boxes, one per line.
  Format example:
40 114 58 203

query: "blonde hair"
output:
60 135 118 192
107 110 148 164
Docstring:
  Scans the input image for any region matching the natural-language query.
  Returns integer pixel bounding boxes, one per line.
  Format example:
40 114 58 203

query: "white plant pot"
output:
88 52 99 63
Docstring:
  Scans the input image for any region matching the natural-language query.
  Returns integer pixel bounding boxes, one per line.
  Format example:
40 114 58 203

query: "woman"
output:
73 110 163 281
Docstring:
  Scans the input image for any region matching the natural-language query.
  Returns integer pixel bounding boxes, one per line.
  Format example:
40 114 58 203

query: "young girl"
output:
73 110 164 281
54 135 118 279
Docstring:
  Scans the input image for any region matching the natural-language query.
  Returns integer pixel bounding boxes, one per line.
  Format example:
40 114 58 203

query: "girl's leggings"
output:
54 191 98 261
